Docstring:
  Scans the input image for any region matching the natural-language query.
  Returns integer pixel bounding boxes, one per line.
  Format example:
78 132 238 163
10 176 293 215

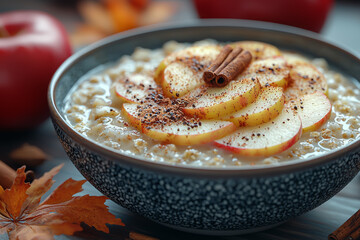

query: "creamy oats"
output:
64 40 360 167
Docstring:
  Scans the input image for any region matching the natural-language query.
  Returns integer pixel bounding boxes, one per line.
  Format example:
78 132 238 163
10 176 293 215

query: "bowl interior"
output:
50 20 360 174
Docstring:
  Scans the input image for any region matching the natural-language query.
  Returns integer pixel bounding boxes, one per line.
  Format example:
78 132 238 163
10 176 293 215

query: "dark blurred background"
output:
0 2 359 239
0 0 359 55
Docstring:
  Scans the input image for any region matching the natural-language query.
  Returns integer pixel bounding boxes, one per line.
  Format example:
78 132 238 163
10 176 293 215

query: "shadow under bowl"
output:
48 20 360 235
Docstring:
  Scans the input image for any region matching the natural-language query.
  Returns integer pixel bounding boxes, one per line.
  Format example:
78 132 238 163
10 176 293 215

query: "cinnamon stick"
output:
203 45 233 83
329 209 360 240
216 50 252 87
214 46 243 75
0 160 34 189
347 227 360 240
203 45 252 87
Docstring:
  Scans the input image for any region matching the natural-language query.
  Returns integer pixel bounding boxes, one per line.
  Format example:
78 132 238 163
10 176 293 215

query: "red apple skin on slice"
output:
122 103 142 131
223 86 284 127
288 91 332 132
285 63 327 100
244 57 290 88
114 73 157 103
143 120 236 145
214 108 302 156
231 41 282 60
183 77 261 119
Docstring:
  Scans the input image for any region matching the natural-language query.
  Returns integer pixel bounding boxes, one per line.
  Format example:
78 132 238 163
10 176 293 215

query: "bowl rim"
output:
49 19 360 178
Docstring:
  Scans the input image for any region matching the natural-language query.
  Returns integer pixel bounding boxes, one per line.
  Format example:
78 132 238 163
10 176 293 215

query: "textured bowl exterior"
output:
53 121 360 230
49 20 360 232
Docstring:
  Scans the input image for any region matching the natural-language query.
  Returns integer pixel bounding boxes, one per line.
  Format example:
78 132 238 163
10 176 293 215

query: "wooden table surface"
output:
1 1 360 239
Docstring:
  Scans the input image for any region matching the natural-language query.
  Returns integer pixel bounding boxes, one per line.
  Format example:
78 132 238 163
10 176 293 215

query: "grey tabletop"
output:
0 1 360 239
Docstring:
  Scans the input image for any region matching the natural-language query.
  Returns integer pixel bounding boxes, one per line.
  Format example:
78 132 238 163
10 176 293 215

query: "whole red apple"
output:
193 0 333 33
0 11 72 130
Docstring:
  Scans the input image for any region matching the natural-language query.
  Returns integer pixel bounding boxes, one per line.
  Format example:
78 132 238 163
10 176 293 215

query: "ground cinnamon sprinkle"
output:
176 56 207 73
119 77 157 103
134 87 201 129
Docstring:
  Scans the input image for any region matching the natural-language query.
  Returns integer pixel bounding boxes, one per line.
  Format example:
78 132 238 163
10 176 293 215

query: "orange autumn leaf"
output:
0 165 124 240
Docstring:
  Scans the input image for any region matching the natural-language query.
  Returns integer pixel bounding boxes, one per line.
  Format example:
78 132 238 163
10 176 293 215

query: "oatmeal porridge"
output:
64 40 360 167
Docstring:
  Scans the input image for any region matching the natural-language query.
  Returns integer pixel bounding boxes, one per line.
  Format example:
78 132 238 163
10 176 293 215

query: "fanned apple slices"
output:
183 77 261 119
215 108 302 156
287 91 332 132
285 63 327 100
231 41 282 60
223 86 284 127
122 103 236 145
113 73 157 103
117 42 333 158
155 45 221 98
244 57 290 88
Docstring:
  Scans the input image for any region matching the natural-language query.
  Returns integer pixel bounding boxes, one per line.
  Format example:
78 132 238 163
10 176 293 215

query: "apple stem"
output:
0 26 10 37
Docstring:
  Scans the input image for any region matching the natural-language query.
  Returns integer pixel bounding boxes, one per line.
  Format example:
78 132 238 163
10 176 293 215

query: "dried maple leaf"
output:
0 164 124 240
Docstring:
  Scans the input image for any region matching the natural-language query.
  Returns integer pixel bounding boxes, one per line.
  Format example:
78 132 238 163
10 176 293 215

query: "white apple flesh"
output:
143 120 236 145
223 86 284 126
288 91 332 132
283 52 310 67
215 108 302 156
114 73 157 103
244 57 290 88
285 63 327 100
122 102 236 145
156 45 221 97
122 103 143 130
231 41 282 60
162 61 204 98
183 76 261 119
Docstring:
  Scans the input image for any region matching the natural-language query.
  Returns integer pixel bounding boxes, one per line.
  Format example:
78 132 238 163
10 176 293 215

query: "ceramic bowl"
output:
48 20 360 235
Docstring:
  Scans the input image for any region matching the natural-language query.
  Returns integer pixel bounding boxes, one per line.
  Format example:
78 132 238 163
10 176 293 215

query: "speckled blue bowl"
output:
48 20 360 235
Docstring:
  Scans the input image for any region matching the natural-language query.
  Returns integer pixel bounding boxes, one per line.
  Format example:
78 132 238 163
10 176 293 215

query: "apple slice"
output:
154 60 167 84
143 120 236 145
162 44 221 65
285 63 327 100
287 91 331 132
244 57 290 88
113 73 157 103
183 76 261 119
283 52 310 67
214 108 302 156
122 103 142 130
155 45 221 97
231 41 282 60
162 61 204 98
122 102 236 145
223 86 284 127
154 45 221 81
